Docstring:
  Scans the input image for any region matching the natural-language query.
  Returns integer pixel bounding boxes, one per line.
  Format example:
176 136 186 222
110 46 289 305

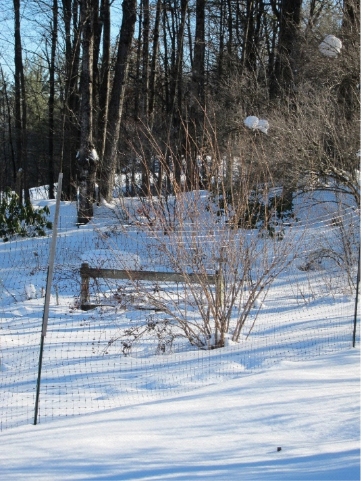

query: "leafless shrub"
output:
99 125 306 350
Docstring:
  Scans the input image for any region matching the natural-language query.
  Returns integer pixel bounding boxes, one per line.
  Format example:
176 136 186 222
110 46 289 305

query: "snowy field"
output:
0 188 360 480
0 348 360 481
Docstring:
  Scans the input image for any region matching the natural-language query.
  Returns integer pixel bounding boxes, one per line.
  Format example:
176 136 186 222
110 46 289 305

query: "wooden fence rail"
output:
80 262 220 310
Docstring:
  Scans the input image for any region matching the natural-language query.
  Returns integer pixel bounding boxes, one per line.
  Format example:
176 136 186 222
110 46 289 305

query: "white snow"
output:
89 148 99 162
0 189 360 480
244 115 260 130
0 349 359 480
318 35 342 58
256 118 269 134
24 283 37 300
244 116 269 134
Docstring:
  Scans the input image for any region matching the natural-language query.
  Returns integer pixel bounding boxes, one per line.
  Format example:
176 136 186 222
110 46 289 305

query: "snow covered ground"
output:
0 348 359 480
0 188 360 480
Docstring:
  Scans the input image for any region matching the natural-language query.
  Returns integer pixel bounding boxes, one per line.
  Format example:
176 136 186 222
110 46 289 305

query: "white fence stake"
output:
34 173 63 425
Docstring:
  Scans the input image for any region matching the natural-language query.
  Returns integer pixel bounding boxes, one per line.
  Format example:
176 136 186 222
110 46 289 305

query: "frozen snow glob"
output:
25 283 37 300
244 116 269 134
318 35 342 58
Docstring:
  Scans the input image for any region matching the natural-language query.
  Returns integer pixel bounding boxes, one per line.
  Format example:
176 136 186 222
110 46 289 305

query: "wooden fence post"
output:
80 262 90 308
215 266 225 347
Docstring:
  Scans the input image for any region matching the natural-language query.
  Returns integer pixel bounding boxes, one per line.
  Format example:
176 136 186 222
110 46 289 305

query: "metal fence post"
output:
34 173 63 425
353 245 360 348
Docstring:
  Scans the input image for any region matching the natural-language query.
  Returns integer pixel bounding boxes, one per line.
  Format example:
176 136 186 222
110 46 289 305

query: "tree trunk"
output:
77 0 98 223
242 0 264 75
148 0 161 128
48 0 58 200
141 0 150 119
97 0 111 160
99 0 137 202
139 0 151 196
167 0 188 190
188 0 205 188
0 68 16 186
339 0 360 121
13 0 28 202
60 0 80 200
270 0 302 99
191 0 205 114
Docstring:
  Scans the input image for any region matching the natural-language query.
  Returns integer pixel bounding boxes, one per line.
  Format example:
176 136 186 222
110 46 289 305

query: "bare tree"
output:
148 0 162 129
77 0 98 223
270 0 303 98
338 0 360 121
48 0 58 200
13 0 28 202
60 0 81 200
96 0 111 161
189 0 206 164
99 0 137 202
0 68 16 189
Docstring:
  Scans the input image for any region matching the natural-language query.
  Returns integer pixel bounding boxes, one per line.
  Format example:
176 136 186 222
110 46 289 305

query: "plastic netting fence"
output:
0 196 359 431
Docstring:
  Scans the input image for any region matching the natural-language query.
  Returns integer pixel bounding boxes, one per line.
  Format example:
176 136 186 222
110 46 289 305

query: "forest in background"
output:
0 0 359 223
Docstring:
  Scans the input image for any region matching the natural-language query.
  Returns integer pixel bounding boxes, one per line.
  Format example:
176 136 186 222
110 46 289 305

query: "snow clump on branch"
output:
244 116 269 134
318 35 342 58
